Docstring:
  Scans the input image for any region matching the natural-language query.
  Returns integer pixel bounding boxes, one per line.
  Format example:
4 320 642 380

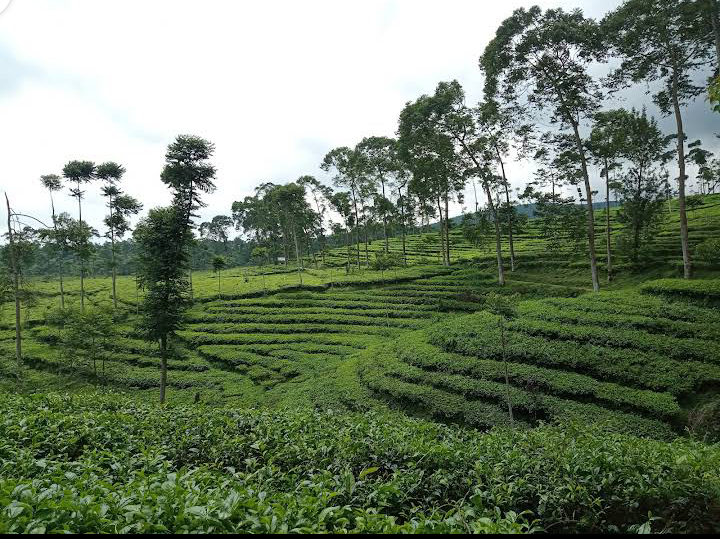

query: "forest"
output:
1 0 720 535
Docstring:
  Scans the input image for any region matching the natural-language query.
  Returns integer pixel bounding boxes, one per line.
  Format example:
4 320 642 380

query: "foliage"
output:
1 393 719 534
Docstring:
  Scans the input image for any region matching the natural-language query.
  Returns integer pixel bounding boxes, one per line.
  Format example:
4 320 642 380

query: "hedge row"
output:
640 278 720 302
427 312 720 395
187 313 428 329
392 336 680 420
373 353 674 440
517 301 720 339
508 318 720 365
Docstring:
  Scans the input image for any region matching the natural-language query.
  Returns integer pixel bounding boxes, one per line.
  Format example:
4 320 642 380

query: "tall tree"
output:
329 191 355 270
297 175 333 266
356 137 397 254
476 99 534 272
199 215 233 253
39 174 66 307
98 162 142 309
134 206 191 404
614 108 672 263
321 147 369 269
397 83 468 269
604 0 714 278
160 135 217 297
589 110 629 282
62 160 96 311
481 7 605 291
212 255 227 298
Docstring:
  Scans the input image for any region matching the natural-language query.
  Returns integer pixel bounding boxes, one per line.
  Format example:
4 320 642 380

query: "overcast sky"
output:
0 0 717 238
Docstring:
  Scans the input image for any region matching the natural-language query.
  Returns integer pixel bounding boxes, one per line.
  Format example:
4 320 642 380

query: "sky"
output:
0 0 717 239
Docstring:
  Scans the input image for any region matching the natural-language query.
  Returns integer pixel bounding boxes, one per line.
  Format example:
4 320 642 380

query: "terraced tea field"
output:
360 287 720 439
1 266 587 407
2 194 718 436
322 194 720 275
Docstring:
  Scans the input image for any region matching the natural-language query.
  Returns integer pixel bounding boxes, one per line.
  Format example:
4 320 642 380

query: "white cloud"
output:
0 0 714 238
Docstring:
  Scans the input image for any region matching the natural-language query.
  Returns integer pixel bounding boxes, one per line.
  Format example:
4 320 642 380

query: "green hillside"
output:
2 194 719 534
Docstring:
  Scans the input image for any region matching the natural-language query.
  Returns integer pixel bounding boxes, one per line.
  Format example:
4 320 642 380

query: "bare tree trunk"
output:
352 190 361 269
77 181 86 313
294 227 303 286
436 198 447 266
571 122 600 292
381 179 389 254
672 69 692 279
444 194 451 265
49 191 66 309
6 194 22 385
398 186 407 266
483 184 505 286
605 158 613 283
498 158 516 272
109 194 118 309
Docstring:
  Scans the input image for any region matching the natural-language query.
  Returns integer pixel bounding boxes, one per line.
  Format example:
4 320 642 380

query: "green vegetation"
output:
2 0 720 533
2 393 720 534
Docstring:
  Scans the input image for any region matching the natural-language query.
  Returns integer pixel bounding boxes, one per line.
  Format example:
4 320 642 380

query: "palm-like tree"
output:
62 160 96 312
40 174 66 308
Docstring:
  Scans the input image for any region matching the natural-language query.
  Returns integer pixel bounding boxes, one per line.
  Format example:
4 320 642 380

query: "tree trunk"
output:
498 157 516 272
398 186 407 266
604 158 613 283
77 181 86 313
49 191 66 309
294 226 303 286
6 194 22 384
570 122 600 292
110 194 118 310
444 194 451 266
160 334 168 405
483 184 505 286
351 189 361 269
381 179 389 254
436 198 446 266
672 68 692 279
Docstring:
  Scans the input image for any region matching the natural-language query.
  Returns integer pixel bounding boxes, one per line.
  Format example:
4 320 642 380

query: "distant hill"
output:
435 201 622 229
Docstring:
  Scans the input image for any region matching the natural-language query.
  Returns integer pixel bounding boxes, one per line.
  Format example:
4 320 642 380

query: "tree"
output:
604 0 714 279
98 162 142 309
329 191 355 271
397 82 470 270
62 160 96 311
39 174 66 307
589 110 630 282
356 137 397 254
134 206 192 404
484 292 520 426
212 255 227 298
476 99 534 272
160 135 217 297
251 246 269 293
481 7 605 291
297 175 333 266
321 147 369 269
265 183 317 285
200 215 233 252
613 109 672 263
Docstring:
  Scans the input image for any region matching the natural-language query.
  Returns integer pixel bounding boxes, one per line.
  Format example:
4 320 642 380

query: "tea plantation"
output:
1 195 719 533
